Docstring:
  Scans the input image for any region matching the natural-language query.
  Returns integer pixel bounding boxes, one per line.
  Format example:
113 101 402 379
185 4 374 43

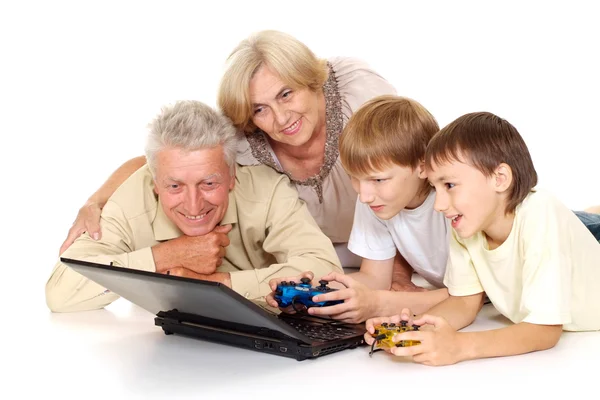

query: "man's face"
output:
350 163 427 220
153 146 235 236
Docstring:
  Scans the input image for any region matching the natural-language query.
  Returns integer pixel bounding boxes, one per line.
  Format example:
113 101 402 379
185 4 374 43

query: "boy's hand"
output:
265 271 315 312
307 272 379 324
390 313 464 366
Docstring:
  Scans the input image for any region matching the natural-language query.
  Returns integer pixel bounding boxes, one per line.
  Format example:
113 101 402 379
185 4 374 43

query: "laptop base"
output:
154 309 364 361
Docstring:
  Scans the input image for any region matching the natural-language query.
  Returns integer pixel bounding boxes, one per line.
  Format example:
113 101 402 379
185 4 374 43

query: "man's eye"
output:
170 184 179 189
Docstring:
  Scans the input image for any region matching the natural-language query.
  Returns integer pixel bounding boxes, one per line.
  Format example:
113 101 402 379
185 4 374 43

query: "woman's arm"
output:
59 156 147 254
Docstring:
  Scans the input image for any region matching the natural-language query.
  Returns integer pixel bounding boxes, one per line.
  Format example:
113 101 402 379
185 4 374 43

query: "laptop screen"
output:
60 257 306 340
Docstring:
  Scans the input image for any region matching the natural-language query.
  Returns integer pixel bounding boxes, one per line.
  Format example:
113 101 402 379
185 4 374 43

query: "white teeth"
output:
452 214 462 222
283 120 299 133
185 212 207 220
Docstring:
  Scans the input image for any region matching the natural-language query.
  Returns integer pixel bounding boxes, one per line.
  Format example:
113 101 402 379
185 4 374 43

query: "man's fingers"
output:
214 224 233 234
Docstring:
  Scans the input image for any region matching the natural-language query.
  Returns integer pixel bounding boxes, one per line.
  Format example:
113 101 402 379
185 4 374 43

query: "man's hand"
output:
165 268 231 287
152 224 232 275
306 272 381 324
265 271 315 313
59 201 103 255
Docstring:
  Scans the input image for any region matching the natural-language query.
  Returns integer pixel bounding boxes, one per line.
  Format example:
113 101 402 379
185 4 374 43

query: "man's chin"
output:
179 224 216 237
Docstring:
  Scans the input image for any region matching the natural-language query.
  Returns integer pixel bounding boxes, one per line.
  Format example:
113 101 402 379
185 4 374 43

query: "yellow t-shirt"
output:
443 189 600 332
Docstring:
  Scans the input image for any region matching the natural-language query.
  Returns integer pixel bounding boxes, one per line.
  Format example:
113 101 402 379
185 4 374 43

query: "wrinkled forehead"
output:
155 147 229 179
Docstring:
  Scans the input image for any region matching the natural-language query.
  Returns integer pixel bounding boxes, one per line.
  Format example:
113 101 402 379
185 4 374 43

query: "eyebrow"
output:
164 173 221 183
251 87 290 107
430 175 454 183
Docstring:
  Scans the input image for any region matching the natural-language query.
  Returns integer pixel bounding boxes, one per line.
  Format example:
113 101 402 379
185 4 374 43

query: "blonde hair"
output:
340 95 440 178
217 30 328 134
145 100 239 176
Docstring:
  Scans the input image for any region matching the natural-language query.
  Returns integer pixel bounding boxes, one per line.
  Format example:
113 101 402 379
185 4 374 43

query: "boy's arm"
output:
60 156 147 254
346 257 395 290
419 292 485 330
458 322 563 361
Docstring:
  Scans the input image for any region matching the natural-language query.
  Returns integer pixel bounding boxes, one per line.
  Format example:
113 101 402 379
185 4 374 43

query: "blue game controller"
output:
274 278 343 310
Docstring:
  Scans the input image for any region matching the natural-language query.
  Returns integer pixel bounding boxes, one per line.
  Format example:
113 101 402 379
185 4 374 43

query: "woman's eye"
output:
253 107 263 115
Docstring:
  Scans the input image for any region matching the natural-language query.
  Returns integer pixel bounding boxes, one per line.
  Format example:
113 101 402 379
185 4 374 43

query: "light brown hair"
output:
425 111 538 214
340 95 440 178
217 30 328 134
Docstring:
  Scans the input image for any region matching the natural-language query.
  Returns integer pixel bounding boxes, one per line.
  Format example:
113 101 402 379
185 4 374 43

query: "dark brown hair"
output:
425 112 537 214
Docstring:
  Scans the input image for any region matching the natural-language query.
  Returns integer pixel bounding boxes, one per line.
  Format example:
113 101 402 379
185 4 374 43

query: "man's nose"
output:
185 189 204 215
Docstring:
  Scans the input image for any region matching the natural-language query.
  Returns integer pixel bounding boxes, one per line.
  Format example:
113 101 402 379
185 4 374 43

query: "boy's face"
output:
350 163 427 220
427 158 506 239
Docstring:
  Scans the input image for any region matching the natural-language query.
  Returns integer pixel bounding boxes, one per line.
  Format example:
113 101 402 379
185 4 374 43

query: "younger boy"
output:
364 111 600 365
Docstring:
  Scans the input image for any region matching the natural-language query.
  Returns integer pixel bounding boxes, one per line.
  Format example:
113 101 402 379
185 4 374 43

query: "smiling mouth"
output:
183 210 210 221
281 118 301 135
448 214 463 227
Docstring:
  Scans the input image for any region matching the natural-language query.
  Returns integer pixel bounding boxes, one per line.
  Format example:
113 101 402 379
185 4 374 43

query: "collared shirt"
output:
46 164 342 313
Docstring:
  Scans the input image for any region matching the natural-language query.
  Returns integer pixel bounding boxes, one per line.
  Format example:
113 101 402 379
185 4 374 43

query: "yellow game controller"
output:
369 321 421 356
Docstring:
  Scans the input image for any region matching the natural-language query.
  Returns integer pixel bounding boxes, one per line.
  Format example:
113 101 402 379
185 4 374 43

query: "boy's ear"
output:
493 163 512 193
417 159 427 179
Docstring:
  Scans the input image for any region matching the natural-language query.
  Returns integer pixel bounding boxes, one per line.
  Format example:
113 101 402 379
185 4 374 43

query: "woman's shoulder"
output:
327 56 397 114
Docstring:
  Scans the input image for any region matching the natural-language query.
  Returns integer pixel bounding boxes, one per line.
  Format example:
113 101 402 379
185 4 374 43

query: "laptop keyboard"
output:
284 319 359 342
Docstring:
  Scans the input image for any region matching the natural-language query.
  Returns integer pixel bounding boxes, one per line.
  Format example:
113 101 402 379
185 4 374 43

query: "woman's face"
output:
249 64 324 148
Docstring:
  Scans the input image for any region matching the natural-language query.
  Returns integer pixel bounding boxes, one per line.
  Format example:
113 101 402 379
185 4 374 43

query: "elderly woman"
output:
59 30 421 288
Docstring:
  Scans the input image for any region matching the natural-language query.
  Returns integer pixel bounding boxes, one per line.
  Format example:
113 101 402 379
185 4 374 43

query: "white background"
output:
1 0 598 376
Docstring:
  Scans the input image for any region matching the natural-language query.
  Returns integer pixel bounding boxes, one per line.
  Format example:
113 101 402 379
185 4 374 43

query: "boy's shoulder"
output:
516 188 568 218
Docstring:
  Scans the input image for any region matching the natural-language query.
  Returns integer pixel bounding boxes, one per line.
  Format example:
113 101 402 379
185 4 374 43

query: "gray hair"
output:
145 100 239 176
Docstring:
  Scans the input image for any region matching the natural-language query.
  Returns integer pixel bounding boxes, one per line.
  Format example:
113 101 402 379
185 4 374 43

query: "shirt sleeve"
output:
45 200 156 313
443 230 484 296
347 199 396 260
519 198 572 326
228 175 343 300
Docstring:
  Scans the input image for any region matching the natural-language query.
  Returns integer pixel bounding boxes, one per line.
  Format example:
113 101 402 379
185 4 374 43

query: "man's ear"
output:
493 163 512 193
417 159 427 179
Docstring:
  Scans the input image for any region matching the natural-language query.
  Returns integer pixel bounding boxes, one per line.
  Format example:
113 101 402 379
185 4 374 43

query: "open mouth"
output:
281 118 302 135
183 209 212 222
450 214 463 228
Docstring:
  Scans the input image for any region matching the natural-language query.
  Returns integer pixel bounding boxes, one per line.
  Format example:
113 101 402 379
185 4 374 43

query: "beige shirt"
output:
444 190 600 332
46 164 343 313
236 57 397 244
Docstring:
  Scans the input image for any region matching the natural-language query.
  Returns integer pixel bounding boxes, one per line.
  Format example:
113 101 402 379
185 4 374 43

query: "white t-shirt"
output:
347 191 451 287
444 189 600 332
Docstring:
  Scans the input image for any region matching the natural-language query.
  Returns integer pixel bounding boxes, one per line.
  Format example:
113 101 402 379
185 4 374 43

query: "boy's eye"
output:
445 183 455 189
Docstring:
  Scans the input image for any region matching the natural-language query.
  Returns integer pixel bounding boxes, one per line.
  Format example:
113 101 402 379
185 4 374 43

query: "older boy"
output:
364 112 600 365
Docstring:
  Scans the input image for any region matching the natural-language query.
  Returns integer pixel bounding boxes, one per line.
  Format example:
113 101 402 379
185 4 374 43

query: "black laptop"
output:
60 257 366 361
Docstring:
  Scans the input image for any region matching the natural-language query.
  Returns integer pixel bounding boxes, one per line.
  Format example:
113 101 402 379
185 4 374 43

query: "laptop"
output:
60 257 367 361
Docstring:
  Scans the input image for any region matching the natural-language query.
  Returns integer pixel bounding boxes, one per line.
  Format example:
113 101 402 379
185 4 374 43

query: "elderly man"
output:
46 100 342 313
